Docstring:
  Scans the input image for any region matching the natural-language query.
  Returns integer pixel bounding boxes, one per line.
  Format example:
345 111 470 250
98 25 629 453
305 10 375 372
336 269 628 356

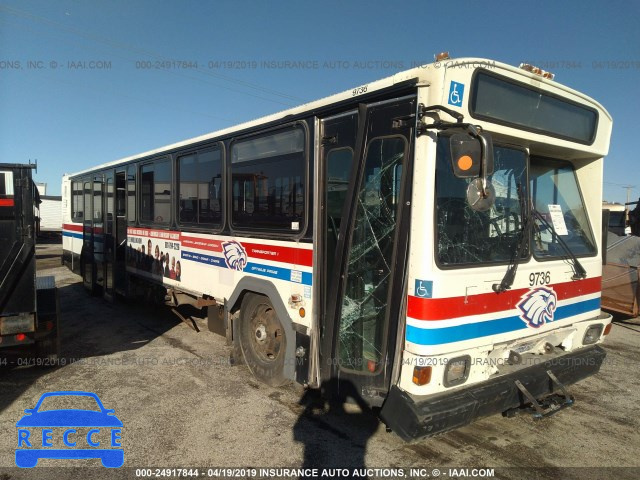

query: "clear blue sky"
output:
1 0 638 203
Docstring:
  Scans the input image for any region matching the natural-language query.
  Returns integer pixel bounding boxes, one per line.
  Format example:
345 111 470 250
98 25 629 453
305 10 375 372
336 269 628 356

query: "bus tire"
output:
239 293 288 387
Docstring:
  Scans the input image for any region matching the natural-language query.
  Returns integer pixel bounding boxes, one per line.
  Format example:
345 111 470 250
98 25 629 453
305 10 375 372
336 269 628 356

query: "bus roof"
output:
65 57 612 178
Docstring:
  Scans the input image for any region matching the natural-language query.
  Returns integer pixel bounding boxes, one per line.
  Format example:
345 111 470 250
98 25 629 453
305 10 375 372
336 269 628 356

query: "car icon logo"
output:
15 391 123 468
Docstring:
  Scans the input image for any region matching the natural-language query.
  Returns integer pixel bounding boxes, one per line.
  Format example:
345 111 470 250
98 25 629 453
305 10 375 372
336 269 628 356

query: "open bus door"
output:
318 96 415 405
81 175 105 294
85 170 126 300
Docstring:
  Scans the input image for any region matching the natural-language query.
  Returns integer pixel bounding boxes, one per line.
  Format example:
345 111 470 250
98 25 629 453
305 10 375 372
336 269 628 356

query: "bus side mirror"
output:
450 132 494 178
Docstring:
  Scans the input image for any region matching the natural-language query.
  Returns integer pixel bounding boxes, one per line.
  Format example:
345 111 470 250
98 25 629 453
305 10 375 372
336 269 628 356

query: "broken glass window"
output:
435 135 527 266
337 137 406 373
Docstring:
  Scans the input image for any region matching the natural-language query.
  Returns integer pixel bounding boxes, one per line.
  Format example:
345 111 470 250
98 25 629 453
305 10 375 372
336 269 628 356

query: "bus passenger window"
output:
83 180 91 221
178 147 222 227
72 181 84 221
141 159 171 224
230 127 306 232
106 174 114 221
127 166 136 222
93 179 102 222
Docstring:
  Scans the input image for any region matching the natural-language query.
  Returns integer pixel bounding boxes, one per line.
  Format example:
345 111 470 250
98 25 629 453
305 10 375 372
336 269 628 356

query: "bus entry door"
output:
319 96 415 405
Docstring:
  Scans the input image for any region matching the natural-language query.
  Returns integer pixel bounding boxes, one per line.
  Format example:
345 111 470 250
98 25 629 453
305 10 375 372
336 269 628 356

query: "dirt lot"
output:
0 243 639 480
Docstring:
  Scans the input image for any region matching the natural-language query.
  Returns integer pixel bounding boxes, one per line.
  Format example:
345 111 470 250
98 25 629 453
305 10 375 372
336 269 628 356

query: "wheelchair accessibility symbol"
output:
414 279 433 298
448 81 464 107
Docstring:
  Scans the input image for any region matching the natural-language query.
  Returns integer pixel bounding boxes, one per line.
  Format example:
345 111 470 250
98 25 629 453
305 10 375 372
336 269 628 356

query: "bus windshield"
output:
530 158 596 258
436 135 527 266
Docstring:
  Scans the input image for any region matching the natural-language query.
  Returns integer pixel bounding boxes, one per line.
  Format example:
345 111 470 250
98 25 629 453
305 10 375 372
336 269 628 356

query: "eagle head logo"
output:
222 240 247 271
517 286 557 328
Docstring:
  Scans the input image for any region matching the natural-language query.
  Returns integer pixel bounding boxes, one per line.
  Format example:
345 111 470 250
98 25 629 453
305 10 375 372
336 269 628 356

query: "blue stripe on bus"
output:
406 298 601 346
62 231 83 239
181 250 227 267
62 231 104 244
245 262 313 286
181 250 312 286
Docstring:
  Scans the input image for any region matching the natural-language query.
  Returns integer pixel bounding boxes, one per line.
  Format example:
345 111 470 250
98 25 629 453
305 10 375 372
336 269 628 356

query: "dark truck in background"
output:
0 163 60 364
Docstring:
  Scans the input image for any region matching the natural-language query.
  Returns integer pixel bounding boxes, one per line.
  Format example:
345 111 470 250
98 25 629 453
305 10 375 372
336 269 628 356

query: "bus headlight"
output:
444 355 470 387
583 324 604 345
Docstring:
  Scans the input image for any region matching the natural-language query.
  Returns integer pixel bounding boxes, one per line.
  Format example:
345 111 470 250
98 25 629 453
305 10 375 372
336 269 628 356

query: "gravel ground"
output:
0 242 638 480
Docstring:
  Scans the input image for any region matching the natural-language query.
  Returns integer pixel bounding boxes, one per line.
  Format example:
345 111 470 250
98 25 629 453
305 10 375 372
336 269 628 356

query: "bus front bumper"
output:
379 345 606 441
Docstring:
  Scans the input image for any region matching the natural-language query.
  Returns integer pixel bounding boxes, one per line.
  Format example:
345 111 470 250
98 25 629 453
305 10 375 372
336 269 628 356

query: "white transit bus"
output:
62 56 613 440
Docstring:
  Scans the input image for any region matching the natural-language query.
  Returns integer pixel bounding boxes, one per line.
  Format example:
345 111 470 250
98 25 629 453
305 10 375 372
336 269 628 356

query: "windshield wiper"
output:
493 184 530 293
531 208 587 280
493 191 587 293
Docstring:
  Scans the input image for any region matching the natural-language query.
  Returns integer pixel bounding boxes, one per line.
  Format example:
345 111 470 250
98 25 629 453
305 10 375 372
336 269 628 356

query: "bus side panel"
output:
124 228 313 329
62 222 83 274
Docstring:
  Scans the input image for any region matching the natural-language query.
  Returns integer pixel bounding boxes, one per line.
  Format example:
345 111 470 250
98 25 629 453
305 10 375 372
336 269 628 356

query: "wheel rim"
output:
248 302 283 363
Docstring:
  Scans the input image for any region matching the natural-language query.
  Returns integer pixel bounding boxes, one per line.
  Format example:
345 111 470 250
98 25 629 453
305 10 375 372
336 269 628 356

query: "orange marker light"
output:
457 155 473 171
412 366 432 386
299 307 306 318
604 323 613 335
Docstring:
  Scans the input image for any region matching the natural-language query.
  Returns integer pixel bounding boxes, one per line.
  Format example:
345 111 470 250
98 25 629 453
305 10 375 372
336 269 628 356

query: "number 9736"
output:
529 271 551 286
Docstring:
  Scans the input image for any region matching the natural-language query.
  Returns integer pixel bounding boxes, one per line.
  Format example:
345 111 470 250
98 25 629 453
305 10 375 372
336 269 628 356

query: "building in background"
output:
34 182 62 235
603 201 630 236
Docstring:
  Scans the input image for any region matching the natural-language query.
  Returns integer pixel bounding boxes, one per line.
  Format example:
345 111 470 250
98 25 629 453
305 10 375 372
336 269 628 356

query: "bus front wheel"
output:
239 293 288 387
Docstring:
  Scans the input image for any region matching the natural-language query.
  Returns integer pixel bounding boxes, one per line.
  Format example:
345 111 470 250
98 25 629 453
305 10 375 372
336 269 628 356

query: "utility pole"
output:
624 185 633 206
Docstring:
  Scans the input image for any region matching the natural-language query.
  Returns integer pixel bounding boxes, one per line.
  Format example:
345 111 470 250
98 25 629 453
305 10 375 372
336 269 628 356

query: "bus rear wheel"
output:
239 293 288 387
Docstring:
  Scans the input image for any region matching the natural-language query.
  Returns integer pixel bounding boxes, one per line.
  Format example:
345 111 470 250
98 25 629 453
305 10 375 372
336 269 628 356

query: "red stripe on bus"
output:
180 236 222 253
243 242 313 267
124 228 313 267
407 276 602 321
0 198 15 207
63 223 83 232
62 223 102 234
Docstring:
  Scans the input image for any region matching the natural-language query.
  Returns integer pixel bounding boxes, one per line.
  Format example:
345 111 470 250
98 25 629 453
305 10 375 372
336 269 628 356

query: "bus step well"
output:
509 370 575 419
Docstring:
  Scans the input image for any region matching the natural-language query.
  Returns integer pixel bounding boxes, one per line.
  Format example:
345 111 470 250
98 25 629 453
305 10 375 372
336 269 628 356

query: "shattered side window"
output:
338 136 406 373
436 135 527 266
